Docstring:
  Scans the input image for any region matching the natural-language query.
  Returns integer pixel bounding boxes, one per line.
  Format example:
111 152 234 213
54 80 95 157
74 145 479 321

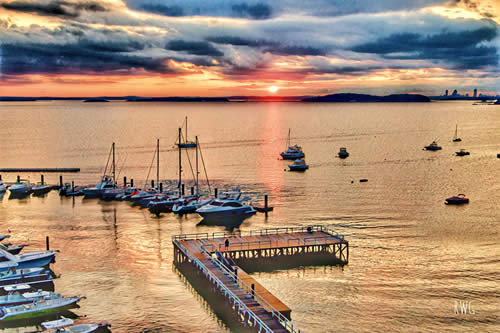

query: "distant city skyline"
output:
0 0 499 97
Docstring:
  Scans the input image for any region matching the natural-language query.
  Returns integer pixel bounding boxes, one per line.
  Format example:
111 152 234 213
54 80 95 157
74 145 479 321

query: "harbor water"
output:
0 100 499 332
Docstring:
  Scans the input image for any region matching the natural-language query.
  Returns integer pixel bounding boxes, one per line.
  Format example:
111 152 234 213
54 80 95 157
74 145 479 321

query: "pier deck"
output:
173 225 348 333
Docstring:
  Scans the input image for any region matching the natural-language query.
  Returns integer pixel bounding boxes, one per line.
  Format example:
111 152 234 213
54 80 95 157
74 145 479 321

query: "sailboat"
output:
453 124 462 142
82 143 116 198
176 117 197 148
280 129 305 160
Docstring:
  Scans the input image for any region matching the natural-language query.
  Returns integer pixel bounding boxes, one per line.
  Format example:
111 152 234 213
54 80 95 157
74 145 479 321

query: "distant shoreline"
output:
0 93 498 103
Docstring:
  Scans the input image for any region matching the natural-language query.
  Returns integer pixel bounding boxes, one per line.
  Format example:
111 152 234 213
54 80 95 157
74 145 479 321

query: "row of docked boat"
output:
0 235 110 331
0 179 53 198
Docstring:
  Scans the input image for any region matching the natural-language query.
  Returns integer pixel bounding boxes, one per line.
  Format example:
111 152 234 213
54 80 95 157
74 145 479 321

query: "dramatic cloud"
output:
0 0 108 18
166 40 224 57
352 26 499 69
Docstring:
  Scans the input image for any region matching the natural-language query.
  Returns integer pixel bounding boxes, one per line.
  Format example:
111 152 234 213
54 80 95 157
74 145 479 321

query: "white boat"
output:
0 267 46 281
0 249 57 271
42 316 110 332
8 180 32 195
196 193 256 222
0 289 54 307
280 129 305 160
172 198 212 215
83 142 116 198
0 295 83 321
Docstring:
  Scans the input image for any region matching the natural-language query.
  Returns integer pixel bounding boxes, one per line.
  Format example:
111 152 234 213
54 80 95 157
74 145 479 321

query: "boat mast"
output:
455 124 458 138
185 116 188 142
156 138 159 191
195 136 199 197
287 128 291 148
178 127 182 191
112 142 116 185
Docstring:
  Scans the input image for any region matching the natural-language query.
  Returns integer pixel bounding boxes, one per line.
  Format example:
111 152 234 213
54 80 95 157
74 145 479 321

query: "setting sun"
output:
268 86 279 93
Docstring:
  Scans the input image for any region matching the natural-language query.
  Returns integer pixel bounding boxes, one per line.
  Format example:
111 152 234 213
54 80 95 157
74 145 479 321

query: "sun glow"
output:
268 86 279 93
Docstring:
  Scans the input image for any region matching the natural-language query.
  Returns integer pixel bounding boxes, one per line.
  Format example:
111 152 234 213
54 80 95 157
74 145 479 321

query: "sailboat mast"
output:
196 136 199 197
185 116 188 142
178 127 182 190
287 128 291 148
112 142 116 185
455 124 458 138
156 138 159 190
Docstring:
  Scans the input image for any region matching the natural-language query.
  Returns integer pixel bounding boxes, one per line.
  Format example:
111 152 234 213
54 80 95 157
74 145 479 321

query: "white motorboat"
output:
0 289 54 307
0 249 57 271
83 142 117 198
0 294 84 321
8 180 32 196
0 267 46 281
172 198 212 215
196 195 256 222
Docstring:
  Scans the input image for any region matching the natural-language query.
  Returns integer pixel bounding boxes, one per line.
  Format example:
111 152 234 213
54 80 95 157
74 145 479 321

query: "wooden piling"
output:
123 176 127 186
16 175 20 182
159 182 163 192
40 174 44 185
264 195 269 217
191 186 194 195
214 188 218 198
71 181 74 191
181 184 185 196
59 175 63 187
130 178 134 187
151 180 155 189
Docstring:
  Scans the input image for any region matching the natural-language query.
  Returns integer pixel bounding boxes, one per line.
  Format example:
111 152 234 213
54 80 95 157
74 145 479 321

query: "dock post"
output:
17 175 20 182
151 180 155 189
123 176 127 186
264 195 269 217
159 182 163 192
71 180 74 191
214 188 218 198
46 236 50 251
59 175 63 187
0 175 2 181
181 184 185 196
130 178 134 187
191 186 194 195
41 174 44 185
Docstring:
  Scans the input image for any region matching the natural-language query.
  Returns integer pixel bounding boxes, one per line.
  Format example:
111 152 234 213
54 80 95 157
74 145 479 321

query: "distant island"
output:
84 98 109 103
303 93 430 102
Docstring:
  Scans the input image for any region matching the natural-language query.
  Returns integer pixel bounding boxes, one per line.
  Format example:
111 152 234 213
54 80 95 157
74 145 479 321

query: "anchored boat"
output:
455 149 470 156
288 159 309 171
424 141 442 151
0 295 84 321
445 194 469 205
280 129 305 160
338 147 349 158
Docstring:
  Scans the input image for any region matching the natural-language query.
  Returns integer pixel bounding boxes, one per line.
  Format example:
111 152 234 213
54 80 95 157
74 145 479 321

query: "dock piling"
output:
181 184 185 196
41 174 44 185
123 176 127 186
191 186 194 195
264 195 269 217
17 175 20 182
130 178 134 187
59 175 63 187
159 182 163 192
71 181 74 191
151 180 155 189
214 188 218 198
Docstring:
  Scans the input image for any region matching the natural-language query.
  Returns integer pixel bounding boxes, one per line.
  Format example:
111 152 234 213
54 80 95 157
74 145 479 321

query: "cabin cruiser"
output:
338 147 349 158
172 197 212 215
424 141 442 151
195 192 256 222
81 175 115 198
288 159 309 171
280 129 305 160
8 180 32 196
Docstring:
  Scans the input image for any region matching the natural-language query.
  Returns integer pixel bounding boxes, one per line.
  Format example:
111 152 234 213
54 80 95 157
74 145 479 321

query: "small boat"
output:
288 159 309 171
0 268 46 281
59 183 83 197
0 275 54 295
0 289 55 307
424 141 442 151
0 249 57 270
445 194 469 205
280 129 305 160
42 316 110 333
32 183 52 196
455 149 470 156
338 147 349 158
453 124 462 142
8 180 32 196
0 295 84 321
0 242 25 255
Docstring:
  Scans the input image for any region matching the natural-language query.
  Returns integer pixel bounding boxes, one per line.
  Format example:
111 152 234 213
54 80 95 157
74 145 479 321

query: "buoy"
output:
360 179 368 182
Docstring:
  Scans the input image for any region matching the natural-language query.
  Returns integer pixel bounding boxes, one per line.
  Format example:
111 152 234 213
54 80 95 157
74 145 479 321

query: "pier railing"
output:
174 241 276 333
201 248 301 333
173 224 345 242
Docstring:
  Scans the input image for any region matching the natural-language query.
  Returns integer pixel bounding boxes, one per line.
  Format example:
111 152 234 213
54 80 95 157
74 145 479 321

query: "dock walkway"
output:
173 225 348 332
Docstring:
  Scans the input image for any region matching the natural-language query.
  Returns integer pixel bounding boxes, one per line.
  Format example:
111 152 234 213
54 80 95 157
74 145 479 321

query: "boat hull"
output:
288 165 308 171
0 298 82 321
197 207 256 222
280 152 305 160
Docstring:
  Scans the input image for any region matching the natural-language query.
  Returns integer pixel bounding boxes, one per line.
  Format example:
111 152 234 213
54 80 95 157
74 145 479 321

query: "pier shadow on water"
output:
174 262 255 333
234 252 346 273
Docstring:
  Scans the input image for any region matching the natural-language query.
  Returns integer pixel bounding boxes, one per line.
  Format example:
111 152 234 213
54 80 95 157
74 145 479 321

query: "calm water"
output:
0 101 499 332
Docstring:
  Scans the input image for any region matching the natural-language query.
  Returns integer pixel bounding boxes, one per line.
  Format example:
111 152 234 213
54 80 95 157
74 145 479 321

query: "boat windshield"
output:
210 201 224 206
222 202 243 207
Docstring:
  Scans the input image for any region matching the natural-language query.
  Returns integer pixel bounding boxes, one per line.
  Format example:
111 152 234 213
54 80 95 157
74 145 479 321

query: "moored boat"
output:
288 159 309 171
0 289 55 307
455 149 470 156
453 124 462 142
445 194 469 205
42 316 111 333
32 183 52 196
424 141 442 151
280 129 305 160
0 249 57 270
8 180 32 196
338 147 349 158
0 294 84 321
196 196 256 222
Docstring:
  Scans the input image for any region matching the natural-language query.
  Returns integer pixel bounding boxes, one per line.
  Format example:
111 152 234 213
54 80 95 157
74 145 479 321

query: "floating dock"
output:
0 168 80 173
173 225 349 332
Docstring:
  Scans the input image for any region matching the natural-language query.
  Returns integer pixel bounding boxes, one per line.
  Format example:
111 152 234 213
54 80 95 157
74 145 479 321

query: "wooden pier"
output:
172 225 348 332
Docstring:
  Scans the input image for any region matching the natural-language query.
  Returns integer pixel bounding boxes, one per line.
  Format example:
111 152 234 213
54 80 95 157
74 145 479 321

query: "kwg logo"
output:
454 300 475 315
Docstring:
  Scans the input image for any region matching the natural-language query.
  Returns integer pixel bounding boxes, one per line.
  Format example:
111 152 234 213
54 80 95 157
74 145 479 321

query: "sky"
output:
0 0 498 97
